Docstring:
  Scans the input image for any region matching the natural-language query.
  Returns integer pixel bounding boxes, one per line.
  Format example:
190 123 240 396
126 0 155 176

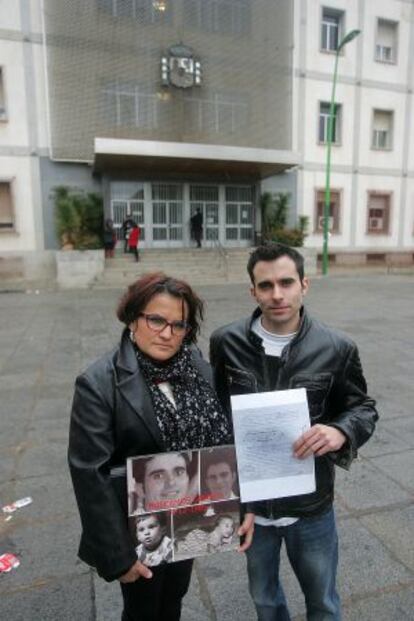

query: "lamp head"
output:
338 29 361 51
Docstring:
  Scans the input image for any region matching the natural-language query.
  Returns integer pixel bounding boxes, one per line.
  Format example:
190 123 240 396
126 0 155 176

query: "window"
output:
321 8 344 52
0 68 6 121
367 193 391 234
375 19 398 63
96 0 172 23
315 189 341 234
102 82 160 129
372 109 393 150
184 92 249 134
0 182 14 231
318 102 341 144
184 0 250 35
225 186 254 241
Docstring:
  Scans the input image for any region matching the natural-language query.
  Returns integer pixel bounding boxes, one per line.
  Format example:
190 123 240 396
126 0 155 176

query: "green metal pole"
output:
322 29 360 276
322 50 340 276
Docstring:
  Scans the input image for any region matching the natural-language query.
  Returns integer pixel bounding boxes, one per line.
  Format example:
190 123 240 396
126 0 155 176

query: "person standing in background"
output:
128 223 141 262
190 208 203 248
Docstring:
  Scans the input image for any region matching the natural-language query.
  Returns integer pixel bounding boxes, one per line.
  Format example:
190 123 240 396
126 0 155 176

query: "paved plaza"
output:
0 274 413 620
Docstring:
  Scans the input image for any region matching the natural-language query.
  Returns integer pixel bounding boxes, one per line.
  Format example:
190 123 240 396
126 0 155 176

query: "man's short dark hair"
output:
247 243 305 283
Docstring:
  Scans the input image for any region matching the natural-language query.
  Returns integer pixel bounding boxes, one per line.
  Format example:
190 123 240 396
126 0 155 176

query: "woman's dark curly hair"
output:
117 272 204 344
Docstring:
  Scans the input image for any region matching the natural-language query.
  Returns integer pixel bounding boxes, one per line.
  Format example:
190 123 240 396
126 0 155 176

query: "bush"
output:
270 228 305 247
54 186 104 249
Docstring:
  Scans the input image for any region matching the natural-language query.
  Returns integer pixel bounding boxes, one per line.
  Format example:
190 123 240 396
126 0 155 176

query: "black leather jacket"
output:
68 330 214 582
210 307 378 519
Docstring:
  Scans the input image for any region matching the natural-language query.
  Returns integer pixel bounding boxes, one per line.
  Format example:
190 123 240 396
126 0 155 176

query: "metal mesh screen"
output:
43 0 293 161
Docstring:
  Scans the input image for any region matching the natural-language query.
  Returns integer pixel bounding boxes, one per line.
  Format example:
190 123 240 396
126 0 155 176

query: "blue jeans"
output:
246 508 341 621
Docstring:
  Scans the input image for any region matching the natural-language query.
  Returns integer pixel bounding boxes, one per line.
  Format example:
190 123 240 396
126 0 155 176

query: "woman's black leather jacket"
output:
68 330 213 581
210 307 378 520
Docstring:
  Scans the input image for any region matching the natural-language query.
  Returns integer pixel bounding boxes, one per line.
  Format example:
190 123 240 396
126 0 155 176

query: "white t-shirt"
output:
251 317 299 528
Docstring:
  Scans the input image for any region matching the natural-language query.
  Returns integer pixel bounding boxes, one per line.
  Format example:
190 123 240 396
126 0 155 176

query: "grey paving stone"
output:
0 573 94 621
335 457 411 511
0 517 85 592
368 450 414 493
5 471 76 523
341 586 414 621
358 421 412 457
15 442 68 479
0 451 16 484
0 372 39 391
189 552 257 621
359 505 414 572
337 518 413 600
31 396 72 422
381 417 414 448
94 575 123 621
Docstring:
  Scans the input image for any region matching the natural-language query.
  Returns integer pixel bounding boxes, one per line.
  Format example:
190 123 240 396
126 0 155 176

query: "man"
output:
210 243 378 620
202 447 239 500
190 208 203 248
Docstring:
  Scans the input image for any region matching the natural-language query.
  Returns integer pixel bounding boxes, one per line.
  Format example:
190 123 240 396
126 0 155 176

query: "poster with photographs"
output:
127 445 241 566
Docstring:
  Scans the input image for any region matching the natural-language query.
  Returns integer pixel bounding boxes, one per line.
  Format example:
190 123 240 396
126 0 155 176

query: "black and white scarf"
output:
134 344 232 451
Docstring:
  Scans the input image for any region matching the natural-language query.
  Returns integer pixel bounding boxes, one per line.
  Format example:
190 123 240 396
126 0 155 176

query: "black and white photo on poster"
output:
129 511 173 566
200 445 240 501
127 449 200 514
126 446 241 565
173 500 240 562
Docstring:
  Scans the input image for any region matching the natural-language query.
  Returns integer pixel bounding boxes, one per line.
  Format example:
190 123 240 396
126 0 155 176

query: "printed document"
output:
231 388 315 502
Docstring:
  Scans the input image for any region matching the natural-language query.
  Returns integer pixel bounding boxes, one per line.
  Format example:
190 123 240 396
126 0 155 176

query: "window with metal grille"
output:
110 182 145 240
184 0 251 35
0 68 6 121
315 189 341 234
321 8 343 52
367 193 391 234
318 102 341 144
190 185 219 241
225 186 254 241
151 184 184 242
375 19 398 64
372 110 393 150
0 182 14 231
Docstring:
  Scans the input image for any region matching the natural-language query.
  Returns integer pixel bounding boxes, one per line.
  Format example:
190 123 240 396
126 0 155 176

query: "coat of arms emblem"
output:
161 44 201 89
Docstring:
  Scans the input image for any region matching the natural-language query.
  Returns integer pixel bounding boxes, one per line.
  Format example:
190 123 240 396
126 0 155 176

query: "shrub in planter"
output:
54 186 104 250
270 228 305 247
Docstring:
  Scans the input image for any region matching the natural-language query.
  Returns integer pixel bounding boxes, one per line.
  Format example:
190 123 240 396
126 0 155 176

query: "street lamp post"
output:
322 28 361 276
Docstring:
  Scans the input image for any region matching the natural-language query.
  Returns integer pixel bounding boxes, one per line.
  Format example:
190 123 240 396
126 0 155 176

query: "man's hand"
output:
238 512 255 553
119 560 153 583
293 425 346 459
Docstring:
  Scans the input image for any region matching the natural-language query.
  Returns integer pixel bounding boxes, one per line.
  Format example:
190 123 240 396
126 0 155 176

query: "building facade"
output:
0 0 413 260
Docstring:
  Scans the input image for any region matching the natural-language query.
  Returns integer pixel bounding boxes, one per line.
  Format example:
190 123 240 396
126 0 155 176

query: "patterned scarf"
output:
134 344 232 451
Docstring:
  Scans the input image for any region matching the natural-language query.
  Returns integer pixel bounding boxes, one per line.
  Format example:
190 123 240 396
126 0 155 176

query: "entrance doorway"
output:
109 181 254 248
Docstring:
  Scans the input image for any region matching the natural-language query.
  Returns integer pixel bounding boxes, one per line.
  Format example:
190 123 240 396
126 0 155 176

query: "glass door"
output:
225 186 254 246
189 185 219 243
151 183 183 247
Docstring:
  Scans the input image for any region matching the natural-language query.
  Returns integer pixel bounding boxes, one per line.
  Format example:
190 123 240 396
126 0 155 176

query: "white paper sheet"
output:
231 388 316 502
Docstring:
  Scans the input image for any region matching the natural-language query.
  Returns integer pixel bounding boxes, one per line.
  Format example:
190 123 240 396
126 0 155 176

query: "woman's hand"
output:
119 560 153 583
237 512 255 553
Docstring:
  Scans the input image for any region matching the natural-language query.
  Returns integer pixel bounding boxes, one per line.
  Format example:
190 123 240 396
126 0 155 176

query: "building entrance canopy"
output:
93 138 299 180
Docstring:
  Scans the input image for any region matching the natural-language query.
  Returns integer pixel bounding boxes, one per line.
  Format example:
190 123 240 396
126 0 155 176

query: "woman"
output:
68 272 253 621
103 218 116 258
128 223 141 262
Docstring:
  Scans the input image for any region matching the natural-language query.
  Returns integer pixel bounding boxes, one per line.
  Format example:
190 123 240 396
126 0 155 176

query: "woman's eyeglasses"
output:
139 313 189 336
